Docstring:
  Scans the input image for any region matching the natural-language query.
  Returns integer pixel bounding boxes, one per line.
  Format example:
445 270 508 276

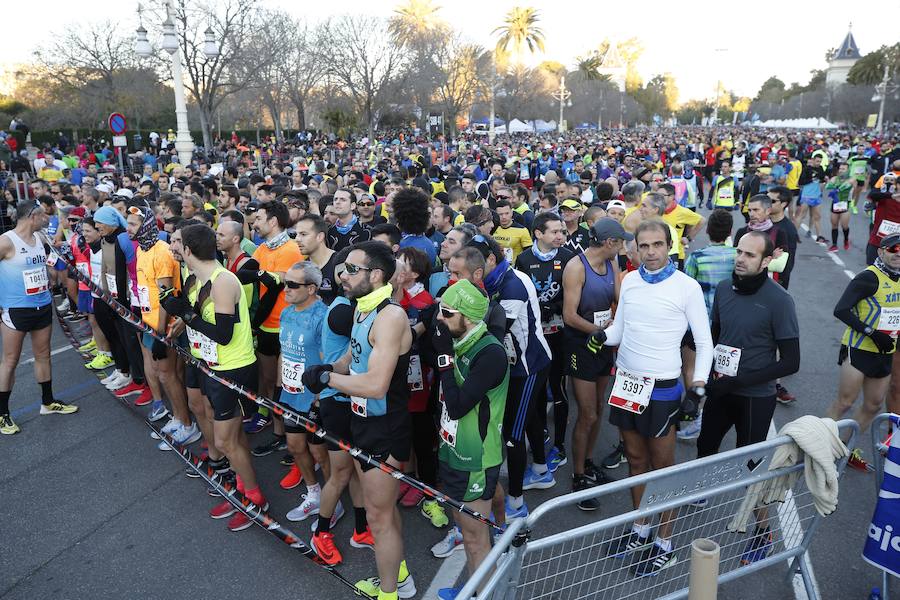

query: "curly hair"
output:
392 186 431 235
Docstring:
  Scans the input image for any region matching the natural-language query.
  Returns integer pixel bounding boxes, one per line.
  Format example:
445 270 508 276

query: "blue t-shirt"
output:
399 233 438 267
278 300 328 412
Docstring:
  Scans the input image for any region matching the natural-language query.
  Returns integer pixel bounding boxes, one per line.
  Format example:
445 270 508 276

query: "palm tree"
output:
492 6 545 67
848 44 900 86
388 0 444 47
577 54 611 129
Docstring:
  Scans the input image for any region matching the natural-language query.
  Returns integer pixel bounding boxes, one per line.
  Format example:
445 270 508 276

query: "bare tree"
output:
432 36 491 132
280 20 327 132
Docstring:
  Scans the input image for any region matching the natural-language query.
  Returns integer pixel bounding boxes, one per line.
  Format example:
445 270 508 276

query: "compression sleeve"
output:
732 337 801 389
186 309 239 346
833 270 879 334
439 343 508 420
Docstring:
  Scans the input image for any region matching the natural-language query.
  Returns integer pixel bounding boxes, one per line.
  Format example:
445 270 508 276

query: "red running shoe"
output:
227 503 268 532
133 386 152 406
280 464 303 490
209 500 237 520
399 486 424 508
113 381 144 398
350 527 375 550
311 531 343 565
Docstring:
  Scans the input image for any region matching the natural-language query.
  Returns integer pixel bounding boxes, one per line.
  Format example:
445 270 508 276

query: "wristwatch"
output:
864 326 875 336
437 354 453 369
319 370 331 385
692 386 706 397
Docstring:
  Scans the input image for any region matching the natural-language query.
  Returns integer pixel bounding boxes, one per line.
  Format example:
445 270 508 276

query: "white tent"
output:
533 120 557 133
490 119 558 134
750 117 838 129
506 119 531 133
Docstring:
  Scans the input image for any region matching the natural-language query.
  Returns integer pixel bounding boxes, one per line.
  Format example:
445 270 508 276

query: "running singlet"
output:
252 242 303 332
186 267 256 371
278 299 328 412
841 265 900 354
0 231 52 308
565 255 616 340
349 300 410 417
320 296 353 403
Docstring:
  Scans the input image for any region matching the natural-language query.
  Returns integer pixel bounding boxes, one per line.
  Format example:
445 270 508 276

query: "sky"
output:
5 0 899 102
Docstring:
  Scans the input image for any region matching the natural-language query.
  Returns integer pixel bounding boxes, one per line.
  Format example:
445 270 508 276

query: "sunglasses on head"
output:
285 280 315 289
343 262 372 275
127 206 144 216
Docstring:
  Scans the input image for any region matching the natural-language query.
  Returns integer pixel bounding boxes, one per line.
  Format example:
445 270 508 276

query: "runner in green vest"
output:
432 280 509 599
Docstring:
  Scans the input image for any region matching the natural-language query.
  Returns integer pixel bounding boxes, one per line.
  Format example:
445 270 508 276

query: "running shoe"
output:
251 435 287 457
67 312 87 323
209 500 237 520
280 464 303 490
280 453 295 466
100 369 123 385
85 353 113 370
104 372 131 390
431 525 464 558
522 466 556 490
573 475 600 511
848 448 874 472
152 417 181 440
438 588 462 600
844 240 851 250
421 499 449 528
311 531 343 566
740 527 773 565
243 412 271 434
286 494 320 522
607 531 651 558
147 400 170 422
600 442 627 469
504 497 529 521
133 387 152 407
585 459 614 484
547 446 568 472
400 486 425 507
775 383 796 404
0 414 20 435
227 502 268 532
158 421 201 450
78 338 98 353
827 245 839 253
632 543 677 577
56 297 71 314
355 561 416 599
113 381 143 398
40 401 79 415
677 414 703 441
815 236 828 245
689 497 709 508
350 527 375 550
311 501 345 533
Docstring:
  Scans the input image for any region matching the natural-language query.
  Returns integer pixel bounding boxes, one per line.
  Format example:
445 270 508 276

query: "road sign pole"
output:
117 147 125 175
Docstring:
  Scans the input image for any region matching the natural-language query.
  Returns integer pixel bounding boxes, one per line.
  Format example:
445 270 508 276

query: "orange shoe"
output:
280 464 302 490
227 502 268 532
350 527 375 550
209 500 237 520
311 531 343 565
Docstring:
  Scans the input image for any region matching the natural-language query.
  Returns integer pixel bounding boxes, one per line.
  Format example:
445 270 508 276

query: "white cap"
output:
96 183 114 194
114 188 134 199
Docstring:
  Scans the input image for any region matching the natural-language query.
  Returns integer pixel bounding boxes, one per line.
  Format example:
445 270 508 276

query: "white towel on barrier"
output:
727 416 849 533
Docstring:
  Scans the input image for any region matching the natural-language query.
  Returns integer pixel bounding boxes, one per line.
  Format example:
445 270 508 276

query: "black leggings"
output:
116 307 146 384
410 411 438 487
93 300 127 372
696 393 776 458
533 333 569 451
504 368 549 498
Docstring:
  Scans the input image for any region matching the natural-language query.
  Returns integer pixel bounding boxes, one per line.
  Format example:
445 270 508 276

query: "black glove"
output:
151 338 169 361
417 303 438 327
679 386 704 421
587 328 606 355
432 320 454 369
869 330 896 354
301 364 333 395
706 375 737 400
159 289 196 322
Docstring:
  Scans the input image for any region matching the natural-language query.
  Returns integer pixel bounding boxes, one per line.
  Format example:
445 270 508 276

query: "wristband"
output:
437 354 453 370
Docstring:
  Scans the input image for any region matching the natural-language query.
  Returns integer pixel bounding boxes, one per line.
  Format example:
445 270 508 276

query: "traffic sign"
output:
108 113 127 135
112 135 128 147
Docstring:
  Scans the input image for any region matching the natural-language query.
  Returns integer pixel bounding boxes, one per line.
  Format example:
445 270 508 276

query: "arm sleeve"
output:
186 310 238 346
733 338 800 388
440 344 508 420
833 270 879 334
686 280 714 383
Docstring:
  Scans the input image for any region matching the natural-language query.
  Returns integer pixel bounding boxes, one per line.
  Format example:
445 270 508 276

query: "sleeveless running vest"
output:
349 299 410 417
712 176 736 208
0 230 52 308
187 266 256 371
566 254 616 337
279 299 328 412
321 296 352 403
842 265 900 354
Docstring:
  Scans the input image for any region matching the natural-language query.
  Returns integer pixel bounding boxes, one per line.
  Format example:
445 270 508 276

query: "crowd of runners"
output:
2 125 900 599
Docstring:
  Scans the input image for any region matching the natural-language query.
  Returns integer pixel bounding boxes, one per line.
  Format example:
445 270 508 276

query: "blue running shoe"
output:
522 465 556 490
504 497 529 521
740 527 773 565
148 400 169 423
438 587 462 600
547 447 568 473
243 412 271 434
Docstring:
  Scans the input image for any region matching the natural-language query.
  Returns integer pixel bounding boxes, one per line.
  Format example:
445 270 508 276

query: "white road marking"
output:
20 345 72 365
843 269 856 280
424 549 467 598
827 252 845 267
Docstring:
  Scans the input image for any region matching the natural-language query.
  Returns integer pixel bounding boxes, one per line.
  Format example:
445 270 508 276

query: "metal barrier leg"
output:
797 552 819 600
688 538 720 600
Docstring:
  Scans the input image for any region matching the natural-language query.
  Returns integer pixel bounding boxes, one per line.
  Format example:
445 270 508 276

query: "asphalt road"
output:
0 201 891 600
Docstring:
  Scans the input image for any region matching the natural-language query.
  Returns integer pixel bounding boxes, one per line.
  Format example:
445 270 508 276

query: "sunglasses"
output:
357 201 375 207
343 262 372 275
496 194 511 199
67 217 81 223
285 280 315 289
440 306 460 318
885 245 900 254
127 206 144 216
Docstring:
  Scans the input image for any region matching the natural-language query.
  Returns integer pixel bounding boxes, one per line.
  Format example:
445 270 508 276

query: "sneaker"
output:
600 442 627 469
844 240 851 250
355 562 416 599
280 453 295 466
133 387 152 407
251 435 287 457
848 448 874 472
311 501 346 533
67 312 87 323
677 414 703 441
827 244 839 252
775 383 796 404
147 400 170 422
79 339 98 353
607 531 651 558
113 381 143 398
185 465 201 478
431 525 464 558
0 413 21 435
105 372 131 390
227 502 268 532
56 297 71 314
286 494 320 522
243 412 271 434
158 421 201 450
438 587 462 600
400 486 425 508
815 236 828 245
209 499 237 520
585 459 614 484
40 401 79 415
547 447 568 473
421 499 449 528
689 497 709 508
311 531 343 565
350 526 375 550
280 464 303 490
573 475 600 511
504 497 529 521
100 369 123 385
632 543 677 577
522 465 556 490
740 527 773 565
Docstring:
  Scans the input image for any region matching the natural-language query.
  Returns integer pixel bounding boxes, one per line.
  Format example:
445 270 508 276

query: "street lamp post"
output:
552 75 572 133
873 48 899 135
135 1 220 166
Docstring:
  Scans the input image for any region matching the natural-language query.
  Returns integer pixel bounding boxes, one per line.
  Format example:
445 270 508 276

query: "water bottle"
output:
868 587 882 600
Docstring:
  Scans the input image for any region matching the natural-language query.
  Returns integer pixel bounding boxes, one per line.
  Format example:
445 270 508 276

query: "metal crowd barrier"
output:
459 418 859 600
871 413 895 600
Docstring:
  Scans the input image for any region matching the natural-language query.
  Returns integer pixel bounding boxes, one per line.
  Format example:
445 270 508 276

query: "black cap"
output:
590 218 634 244
880 233 900 249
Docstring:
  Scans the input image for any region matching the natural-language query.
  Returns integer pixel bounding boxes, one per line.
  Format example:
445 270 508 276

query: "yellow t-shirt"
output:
38 167 63 182
662 205 703 260
785 160 802 190
252 241 303 332
452 213 465 227
136 241 180 330
493 225 533 263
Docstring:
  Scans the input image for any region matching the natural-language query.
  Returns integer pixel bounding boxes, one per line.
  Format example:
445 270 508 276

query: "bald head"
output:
215 220 244 253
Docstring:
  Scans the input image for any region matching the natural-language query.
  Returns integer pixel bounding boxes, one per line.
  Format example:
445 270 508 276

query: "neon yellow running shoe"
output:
421 499 449 528
78 338 97 353
40 402 79 415
0 414 20 434
355 560 416 599
86 353 114 370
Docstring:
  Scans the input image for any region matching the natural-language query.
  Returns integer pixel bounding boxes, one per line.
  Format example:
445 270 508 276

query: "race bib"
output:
45 248 59 267
717 186 734 200
608 368 654 414
878 307 900 333
503 246 514 264
281 358 305 394
76 263 89 278
543 314 564 336
832 201 848 213
23 268 49 295
187 327 219 365
105 273 118 298
593 309 612 327
503 334 517 365
438 393 458 448
137 285 152 313
350 369 368 417
407 354 424 391
878 220 900 237
713 344 741 378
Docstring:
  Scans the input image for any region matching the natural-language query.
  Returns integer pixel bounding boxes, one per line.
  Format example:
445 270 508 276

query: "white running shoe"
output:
287 494 321 522
100 370 124 386
431 525 464 558
105 373 132 390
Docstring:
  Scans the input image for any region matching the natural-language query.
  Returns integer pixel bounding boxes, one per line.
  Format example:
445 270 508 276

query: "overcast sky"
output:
5 0 898 101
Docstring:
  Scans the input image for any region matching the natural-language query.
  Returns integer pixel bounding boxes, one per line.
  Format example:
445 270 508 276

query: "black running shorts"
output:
567 338 615 381
283 402 325 445
839 345 893 379
350 409 411 472
439 461 500 503
256 330 280 357
609 379 683 439
202 362 258 421
319 396 353 452
1 304 52 332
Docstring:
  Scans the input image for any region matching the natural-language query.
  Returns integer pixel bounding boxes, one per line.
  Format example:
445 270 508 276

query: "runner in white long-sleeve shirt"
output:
591 218 713 577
